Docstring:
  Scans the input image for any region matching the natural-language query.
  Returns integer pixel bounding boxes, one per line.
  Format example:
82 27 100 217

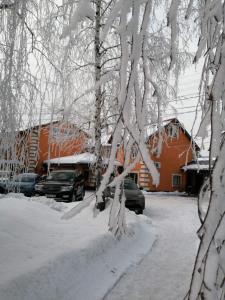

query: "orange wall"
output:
36 123 87 173
134 128 194 192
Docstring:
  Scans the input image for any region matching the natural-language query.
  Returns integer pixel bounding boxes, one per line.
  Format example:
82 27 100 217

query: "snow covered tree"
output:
0 0 66 174
184 1 225 299
57 0 193 237
0 0 41 173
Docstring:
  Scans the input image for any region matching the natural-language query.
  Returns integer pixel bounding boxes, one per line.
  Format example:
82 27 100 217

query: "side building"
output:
17 121 88 174
130 118 200 192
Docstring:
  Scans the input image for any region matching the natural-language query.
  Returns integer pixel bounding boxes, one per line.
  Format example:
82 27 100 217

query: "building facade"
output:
18 121 88 174
130 119 199 192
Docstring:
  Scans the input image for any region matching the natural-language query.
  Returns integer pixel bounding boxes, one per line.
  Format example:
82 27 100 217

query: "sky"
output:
167 60 209 151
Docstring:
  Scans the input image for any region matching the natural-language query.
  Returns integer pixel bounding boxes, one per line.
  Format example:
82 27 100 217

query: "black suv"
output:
35 170 85 202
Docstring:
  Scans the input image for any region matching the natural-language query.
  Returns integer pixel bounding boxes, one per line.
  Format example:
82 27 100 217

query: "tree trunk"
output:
94 0 102 192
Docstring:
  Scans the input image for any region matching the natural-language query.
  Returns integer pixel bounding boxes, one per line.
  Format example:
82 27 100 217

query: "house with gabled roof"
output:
129 118 200 192
17 120 88 174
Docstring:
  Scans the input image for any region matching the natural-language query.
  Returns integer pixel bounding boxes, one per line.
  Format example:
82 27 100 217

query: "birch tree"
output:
0 0 40 173
56 0 192 237
183 1 225 299
0 0 64 174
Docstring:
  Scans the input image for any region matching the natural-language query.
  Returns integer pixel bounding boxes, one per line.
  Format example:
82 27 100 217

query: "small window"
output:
167 124 178 138
154 162 161 169
172 174 181 187
131 145 138 160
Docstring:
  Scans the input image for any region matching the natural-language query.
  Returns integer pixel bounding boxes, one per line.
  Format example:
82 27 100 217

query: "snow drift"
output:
0 192 156 300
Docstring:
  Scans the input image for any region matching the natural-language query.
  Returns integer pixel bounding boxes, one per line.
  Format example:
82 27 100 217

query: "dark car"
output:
98 178 145 214
35 170 85 202
123 178 145 214
14 173 40 197
0 171 12 194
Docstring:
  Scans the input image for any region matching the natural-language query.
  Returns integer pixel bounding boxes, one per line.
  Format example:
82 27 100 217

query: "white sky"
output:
166 60 209 150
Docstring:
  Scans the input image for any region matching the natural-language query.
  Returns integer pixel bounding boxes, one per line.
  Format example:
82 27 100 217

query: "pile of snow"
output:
0 192 156 300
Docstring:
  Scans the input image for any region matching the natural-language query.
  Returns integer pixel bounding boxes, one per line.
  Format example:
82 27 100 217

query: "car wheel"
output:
82 187 85 199
0 187 5 194
71 192 77 202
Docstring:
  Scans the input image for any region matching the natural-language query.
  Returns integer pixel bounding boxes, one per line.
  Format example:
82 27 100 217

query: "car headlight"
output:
61 185 73 192
35 184 44 191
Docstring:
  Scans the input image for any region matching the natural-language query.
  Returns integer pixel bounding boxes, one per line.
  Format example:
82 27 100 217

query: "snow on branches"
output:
185 1 225 299
58 0 191 237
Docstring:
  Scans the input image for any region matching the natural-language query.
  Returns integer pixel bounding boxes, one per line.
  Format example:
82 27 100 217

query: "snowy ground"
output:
0 191 156 300
105 193 200 300
0 192 200 300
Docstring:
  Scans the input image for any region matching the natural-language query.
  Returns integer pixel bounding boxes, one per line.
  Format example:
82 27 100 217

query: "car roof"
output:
51 170 75 173
19 173 38 176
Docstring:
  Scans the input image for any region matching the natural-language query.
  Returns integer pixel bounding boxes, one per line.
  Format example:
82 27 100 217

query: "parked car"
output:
97 178 145 214
35 170 85 202
14 173 41 197
0 171 12 194
123 178 145 214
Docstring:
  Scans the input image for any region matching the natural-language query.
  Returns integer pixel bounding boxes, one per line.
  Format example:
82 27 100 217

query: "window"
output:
172 174 181 187
52 127 60 137
167 124 178 138
131 145 138 159
154 162 161 169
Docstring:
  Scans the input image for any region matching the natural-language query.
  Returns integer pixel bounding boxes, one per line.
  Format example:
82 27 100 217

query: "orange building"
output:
18 121 88 174
129 119 200 192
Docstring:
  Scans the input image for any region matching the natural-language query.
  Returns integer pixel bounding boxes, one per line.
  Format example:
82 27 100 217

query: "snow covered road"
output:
105 194 200 300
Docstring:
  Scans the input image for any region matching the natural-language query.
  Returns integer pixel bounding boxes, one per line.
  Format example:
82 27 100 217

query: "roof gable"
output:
148 118 200 151
19 120 89 138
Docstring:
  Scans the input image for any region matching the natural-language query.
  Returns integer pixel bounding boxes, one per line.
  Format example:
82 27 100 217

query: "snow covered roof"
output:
182 157 214 171
147 118 200 151
44 152 96 165
182 163 210 171
44 152 121 166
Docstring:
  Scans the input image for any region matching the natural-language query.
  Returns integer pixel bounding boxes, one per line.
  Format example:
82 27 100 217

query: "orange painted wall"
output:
134 128 194 192
36 123 87 173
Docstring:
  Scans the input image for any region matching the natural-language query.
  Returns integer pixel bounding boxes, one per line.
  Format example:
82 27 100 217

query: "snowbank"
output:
0 192 156 300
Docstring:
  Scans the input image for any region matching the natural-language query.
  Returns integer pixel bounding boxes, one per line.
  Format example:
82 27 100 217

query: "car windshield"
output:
47 172 74 182
124 179 138 190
